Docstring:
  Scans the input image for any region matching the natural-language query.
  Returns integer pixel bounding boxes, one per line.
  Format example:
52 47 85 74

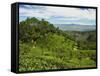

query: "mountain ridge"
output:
54 24 96 31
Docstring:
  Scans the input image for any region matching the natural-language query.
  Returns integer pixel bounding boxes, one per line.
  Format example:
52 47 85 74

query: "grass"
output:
19 43 96 72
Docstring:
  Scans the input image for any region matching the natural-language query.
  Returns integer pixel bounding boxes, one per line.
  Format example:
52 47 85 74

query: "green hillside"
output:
19 17 96 72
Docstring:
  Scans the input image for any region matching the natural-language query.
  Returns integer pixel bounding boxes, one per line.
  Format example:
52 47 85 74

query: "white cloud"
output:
19 6 50 19
45 6 96 20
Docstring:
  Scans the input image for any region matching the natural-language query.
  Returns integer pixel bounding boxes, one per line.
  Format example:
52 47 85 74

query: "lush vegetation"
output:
19 17 96 72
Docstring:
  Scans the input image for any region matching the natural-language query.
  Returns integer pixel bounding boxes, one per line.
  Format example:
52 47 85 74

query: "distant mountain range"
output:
54 24 96 31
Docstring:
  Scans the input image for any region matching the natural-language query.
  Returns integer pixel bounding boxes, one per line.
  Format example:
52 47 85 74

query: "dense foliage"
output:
19 17 96 72
65 31 96 50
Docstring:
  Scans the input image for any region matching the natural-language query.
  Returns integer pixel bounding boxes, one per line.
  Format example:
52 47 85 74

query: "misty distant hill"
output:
54 24 96 31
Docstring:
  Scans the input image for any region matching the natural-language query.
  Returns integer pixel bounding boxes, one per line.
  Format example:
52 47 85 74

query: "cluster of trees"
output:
19 17 96 72
66 31 96 50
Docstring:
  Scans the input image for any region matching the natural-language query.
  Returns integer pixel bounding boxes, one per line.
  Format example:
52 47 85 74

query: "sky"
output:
19 4 96 25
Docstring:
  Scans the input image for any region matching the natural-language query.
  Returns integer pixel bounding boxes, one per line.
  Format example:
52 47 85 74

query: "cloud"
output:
19 4 96 25
45 7 96 20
